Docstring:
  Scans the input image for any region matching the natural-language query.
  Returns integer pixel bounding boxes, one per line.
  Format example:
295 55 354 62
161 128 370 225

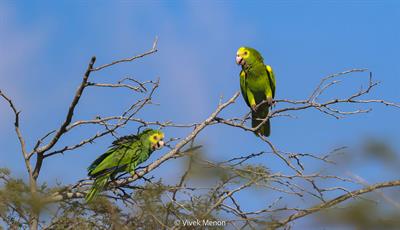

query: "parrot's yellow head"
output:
140 129 165 151
236 46 264 67
149 131 165 151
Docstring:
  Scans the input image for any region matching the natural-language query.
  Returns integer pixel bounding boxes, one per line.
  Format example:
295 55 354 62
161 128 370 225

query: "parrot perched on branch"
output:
236 47 276 137
85 129 165 202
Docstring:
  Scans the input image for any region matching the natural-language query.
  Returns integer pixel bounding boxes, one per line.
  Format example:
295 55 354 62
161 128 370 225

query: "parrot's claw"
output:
251 104 257 112
267 97 274 107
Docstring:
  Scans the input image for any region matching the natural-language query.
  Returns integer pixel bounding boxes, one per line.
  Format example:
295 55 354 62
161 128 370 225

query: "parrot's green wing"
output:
87 134 142 177
240 70 250 107
87 150 113 176
88 149 140 178
87 134 138 172
266 65 276 98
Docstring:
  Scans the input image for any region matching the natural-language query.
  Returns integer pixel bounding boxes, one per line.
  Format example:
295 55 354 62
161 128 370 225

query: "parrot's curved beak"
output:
158 141 165 148
156 140 164 149
236 55 244 65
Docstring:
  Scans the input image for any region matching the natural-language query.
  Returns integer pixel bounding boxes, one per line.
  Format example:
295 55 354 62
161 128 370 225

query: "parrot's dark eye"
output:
153 136 158 140
244 51 248 55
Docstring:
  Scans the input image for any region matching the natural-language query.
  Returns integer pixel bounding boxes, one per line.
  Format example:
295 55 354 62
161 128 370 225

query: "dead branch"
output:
272 179 400 228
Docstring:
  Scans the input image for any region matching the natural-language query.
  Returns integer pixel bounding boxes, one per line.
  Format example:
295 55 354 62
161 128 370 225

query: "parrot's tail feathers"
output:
85 187 99 203
85 176 108 203
251 106 271 137
262 119 271 137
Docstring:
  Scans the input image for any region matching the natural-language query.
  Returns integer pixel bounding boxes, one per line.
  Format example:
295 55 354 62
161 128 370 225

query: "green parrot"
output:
236 47 276 137
85 129 165 202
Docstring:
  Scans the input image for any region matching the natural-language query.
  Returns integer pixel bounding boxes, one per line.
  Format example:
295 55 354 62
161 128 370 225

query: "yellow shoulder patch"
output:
266 65 273 73
240 70 246 78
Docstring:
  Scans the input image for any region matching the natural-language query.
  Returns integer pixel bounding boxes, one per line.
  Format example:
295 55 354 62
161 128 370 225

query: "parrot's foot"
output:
267 97 274 107
251 104 257 112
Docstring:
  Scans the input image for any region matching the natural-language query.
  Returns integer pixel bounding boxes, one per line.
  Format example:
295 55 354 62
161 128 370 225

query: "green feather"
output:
85 175 108 203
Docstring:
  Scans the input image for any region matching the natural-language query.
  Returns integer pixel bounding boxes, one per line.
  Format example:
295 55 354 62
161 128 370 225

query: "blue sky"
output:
1 1 400 227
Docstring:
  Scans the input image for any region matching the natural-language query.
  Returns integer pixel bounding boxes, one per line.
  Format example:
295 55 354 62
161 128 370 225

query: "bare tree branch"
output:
0 91 33 182
272 180 400 228
35 56 97 155
90 37 158 72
